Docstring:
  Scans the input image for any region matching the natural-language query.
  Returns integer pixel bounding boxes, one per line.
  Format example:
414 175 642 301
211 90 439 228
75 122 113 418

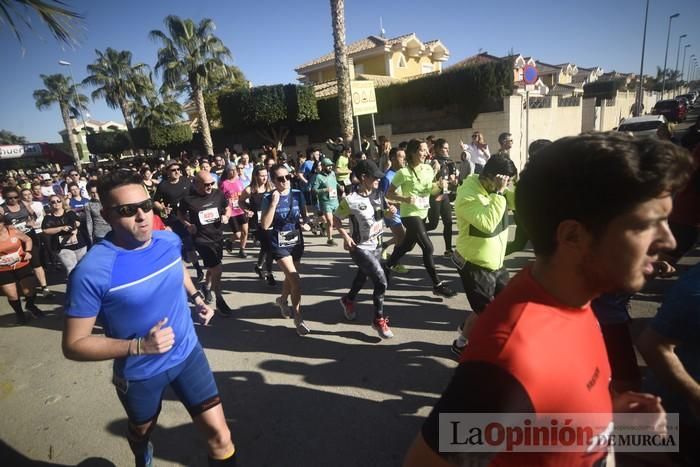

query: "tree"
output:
218 84 318 148
130 124 192 152
32 73 88 168
83 48 150 130
0 129 28 144
1 0 83 46
150 15 232 156
86 130 130 158
201 64 247 128
131 88 183 129
329 0 353 144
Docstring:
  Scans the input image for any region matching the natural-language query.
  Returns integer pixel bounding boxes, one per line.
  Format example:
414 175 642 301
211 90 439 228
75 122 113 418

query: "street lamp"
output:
635 0 650 116
675 34 687 93
687 54 696 83
681 45 691 91
661 13 680 98
58 59 87 169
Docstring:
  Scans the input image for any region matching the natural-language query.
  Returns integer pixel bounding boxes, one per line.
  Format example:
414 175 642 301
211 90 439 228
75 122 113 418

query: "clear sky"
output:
1 0 697 143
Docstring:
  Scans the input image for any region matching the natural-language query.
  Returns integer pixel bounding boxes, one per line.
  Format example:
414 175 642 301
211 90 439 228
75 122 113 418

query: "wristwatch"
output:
189 290 204 304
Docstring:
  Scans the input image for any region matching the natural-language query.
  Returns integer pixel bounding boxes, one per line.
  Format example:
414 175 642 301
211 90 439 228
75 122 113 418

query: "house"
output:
59 118 128 159
295 33 450 96
447 52 549 95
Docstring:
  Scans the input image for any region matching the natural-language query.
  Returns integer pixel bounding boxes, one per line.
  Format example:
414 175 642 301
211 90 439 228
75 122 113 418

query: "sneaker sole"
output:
371 323 394 339
295 322 310 336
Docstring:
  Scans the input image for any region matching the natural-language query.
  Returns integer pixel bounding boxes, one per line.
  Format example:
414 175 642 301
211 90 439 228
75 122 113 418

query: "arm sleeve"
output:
85 206 94 240
456 192 508 234
64 256 111 318
421 361 534 458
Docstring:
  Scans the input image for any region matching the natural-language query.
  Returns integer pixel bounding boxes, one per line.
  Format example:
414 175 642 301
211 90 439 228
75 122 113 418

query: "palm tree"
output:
1 0 83 46
330 0 354 144
83 48 150 130
131 87 183 128
149 15 232 156
32 73 88 168
0 129 28 144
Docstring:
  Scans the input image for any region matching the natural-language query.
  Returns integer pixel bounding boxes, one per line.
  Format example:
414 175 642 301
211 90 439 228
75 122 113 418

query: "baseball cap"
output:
321 158 334 167
40 173 51 181
352 160 383 179
164 159 182 170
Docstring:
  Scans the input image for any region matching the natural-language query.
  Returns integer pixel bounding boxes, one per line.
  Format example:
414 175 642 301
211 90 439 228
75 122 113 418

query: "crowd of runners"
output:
2 116 700 466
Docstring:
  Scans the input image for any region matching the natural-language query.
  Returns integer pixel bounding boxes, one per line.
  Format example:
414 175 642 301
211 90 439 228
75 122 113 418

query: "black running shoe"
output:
201 285 213 304
266 273 277 286
254 265 264 280
26 304 44 318
216 296 234 317
433 281 457 298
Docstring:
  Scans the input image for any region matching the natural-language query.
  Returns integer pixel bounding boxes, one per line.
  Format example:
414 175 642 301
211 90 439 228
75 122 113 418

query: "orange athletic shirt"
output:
0 227 29 271
462 266 613 466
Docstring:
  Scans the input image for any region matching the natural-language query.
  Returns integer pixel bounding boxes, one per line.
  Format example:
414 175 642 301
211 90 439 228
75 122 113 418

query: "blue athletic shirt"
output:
380 168 401 221
261 190 304 246
65 230 197 380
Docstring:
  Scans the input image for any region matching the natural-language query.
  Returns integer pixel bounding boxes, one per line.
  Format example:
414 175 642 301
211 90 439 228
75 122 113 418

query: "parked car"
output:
653 99 686 122
617 115 668 137
678 93 696 106
675 96 692 111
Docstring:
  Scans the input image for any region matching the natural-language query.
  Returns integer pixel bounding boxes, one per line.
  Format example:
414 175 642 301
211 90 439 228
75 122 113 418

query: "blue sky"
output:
1 0 697 142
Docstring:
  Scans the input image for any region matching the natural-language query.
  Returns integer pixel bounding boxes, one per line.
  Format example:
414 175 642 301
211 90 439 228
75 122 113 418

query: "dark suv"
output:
653 99 686 123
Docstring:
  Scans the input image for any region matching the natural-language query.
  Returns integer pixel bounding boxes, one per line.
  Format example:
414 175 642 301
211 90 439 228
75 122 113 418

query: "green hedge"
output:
130 124 192 150
86 131 131 156
218 84 318 133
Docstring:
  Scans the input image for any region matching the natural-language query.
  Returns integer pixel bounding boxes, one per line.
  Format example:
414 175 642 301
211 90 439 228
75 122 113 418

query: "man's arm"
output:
63 315 132 361
637 327 700 414
182 263 214 325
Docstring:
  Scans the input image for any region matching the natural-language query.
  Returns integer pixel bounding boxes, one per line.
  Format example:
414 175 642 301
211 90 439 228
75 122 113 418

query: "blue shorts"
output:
114 343 219 424
385 215 403 228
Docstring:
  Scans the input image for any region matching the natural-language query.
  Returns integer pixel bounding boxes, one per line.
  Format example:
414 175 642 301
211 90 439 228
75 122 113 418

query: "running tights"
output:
425 195 453 251
387 216 439 285
348 247 387 317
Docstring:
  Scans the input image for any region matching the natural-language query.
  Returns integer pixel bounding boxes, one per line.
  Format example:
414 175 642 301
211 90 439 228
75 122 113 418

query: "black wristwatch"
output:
189 290 204 304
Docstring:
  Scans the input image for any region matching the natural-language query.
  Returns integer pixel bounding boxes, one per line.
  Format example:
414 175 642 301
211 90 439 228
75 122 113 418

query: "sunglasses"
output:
203 181 216 187
5 196 18 200
169 168 181 173
276 174 292 183
50 199 62 204
109 199 153 217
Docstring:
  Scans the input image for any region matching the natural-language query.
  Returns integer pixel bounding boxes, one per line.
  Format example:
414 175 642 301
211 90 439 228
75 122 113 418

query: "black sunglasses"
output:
5 196 18 200
276 174 292 183
109 199 153 218
203 181 216 187
169 168 181 172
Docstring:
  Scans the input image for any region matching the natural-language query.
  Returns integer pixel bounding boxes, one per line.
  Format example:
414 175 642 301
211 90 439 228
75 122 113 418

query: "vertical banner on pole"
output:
355 115 362 153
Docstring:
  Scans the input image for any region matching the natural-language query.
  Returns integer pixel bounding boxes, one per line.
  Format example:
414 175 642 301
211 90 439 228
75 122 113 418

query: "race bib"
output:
230 198 239 208
343 178 352 186
278 229 300 247
368 221 383 239
414 196 430 209
0 251 21 267
328 188 337 200
198 207 221 225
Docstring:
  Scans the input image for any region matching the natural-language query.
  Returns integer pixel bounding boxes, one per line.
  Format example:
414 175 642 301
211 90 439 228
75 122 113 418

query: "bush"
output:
218 84 318 133
130 124 192 151
86 131 131 156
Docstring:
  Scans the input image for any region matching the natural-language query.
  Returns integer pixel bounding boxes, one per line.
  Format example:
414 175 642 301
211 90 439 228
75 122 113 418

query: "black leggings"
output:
255 228 273 273
348 247 387 317
425 195 453 251
387 216 440 285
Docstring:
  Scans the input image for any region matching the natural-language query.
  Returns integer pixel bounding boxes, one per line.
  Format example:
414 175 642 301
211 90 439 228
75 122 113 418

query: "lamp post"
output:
681 45 691 92
635 0 650 116
58 59 87 169
661 13 680 98
687 54 695 83
675 34 687 94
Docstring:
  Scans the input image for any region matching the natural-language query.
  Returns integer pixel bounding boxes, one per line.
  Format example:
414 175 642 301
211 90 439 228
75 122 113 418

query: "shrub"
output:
86 130 131 156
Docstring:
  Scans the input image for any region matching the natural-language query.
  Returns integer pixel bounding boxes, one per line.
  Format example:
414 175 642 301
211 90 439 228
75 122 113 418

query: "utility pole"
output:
661 13 679 98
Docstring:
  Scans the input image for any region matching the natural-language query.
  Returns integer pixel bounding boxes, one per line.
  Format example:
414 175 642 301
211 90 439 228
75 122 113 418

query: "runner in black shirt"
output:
179 171 233 315
153 160 203 281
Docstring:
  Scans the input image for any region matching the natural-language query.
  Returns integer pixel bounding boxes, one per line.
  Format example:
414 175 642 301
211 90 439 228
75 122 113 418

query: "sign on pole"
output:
350 80 378 116
523 65 538 85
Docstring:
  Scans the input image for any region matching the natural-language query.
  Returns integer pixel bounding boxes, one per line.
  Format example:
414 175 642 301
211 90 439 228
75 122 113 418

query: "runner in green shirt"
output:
311 158 340 245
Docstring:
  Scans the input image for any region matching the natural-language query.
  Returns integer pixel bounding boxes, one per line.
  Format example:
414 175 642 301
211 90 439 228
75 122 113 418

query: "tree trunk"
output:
193 86 214 156
119 97 134 131
60 102 82 170
330 0 354 144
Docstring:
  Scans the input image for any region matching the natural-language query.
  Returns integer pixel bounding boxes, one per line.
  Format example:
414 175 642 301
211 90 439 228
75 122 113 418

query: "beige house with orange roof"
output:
295 33 449 95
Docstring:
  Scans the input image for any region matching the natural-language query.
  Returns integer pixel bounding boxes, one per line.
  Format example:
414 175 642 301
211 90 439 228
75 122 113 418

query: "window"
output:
421 63 434 74
397 54 406 68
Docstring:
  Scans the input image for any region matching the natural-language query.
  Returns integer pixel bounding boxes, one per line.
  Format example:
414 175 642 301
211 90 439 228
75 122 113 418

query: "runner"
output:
378 148 408 274
41 196 88 277
0 217 43 324
62 170 237 467
405 132 689 466
220 167 249 258
384 139 456 298
178 171 234 316
260 164 311 336
1 186 54 297
425 138 458 257
153 160 204 282
334 160 395 339
311 158 339 246
239 165 275 285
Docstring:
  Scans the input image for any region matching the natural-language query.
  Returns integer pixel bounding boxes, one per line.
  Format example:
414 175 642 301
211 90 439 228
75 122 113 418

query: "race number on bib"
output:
328 188 337 200
13 222 30 233
278 229 300 247
368 221 383 239
0 252 21 267
414 196 430 209
198 207 221 225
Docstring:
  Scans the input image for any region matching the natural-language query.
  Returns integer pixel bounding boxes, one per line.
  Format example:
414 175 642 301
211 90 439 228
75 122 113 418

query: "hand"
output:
246 210 254 218
142 318 175 354
343 237 356 251
613 391 667 435
493 174 510 193
221 215 229 225
23 252 32 261
387 205 397 215
271 190 281 204
460 139 468 151
63 226 71 232
195 302 215 326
